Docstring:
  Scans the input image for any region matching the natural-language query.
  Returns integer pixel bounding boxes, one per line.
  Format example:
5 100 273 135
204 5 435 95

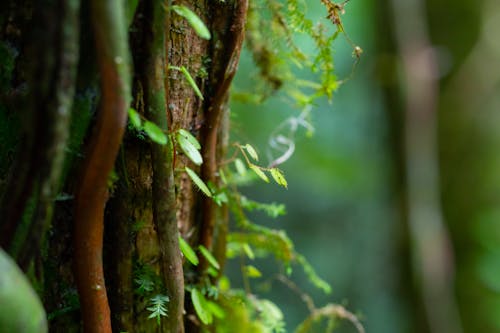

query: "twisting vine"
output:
199 0 249 269
73 1 131 332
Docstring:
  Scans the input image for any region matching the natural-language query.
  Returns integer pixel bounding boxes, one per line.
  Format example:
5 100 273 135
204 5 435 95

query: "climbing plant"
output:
0 0 363 332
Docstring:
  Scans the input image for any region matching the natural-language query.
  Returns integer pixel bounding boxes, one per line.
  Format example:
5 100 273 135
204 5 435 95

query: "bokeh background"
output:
228 0 500 332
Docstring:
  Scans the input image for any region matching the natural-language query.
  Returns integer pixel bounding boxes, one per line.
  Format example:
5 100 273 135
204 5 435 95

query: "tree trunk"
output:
1 0 247 332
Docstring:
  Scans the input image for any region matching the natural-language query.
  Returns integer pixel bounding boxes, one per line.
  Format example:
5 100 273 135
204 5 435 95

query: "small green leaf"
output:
177 129 201 149
234 158 246 175
177 132 203 165
179 236 199 266
245 265 262 278
198 245 220 270
206 301 225 319
171 5 211 40
245 144 259 161
242 243 255 260
128 108 142 128
191 288 212 325
180 66 204 100
249 164 269 183
147 294 169 325
143 121 167 145
270 168 288 188
169 66 204 100
185 167 212 197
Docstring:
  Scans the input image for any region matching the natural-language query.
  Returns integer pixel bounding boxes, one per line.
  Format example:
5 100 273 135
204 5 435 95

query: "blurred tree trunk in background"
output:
433 1 500 332
376 0 500 332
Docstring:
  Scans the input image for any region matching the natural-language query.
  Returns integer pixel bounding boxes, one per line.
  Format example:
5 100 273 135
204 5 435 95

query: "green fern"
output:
147 294 169 325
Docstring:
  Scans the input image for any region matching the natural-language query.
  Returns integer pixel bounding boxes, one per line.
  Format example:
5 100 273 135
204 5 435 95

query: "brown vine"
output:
199 0 249 268
73 1 131 332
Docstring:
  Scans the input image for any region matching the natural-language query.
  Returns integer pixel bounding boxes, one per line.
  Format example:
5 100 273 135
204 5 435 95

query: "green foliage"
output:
199 245 220 271
191 288 212 325
240 0 360 107
185 166 212 197
213 290 286 333
176 129 203 165
239 196 286 219
170 5 211 40
127 108 141 128
179 236 199 266
0 249 47 333
169 65 204 100
147 294 169 325
143 121 168 145
127 108 168 144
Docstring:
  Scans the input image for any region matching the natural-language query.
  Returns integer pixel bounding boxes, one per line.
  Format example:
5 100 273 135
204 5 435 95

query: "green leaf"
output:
270 168 288 188
169 66 204 100
177 129 201 149
143 121 167 145
180 66 204 100
179 236 199 266
245 265 262 278
242 243 255 260
234 158 246 175
191 288 212 325
127 108 141 128
171 5 211 40
206 301 225 319
249 164 269 183
185 167 212 197
198 245 220 270
245 144 259 161
177 132 203 165
147 294 169 325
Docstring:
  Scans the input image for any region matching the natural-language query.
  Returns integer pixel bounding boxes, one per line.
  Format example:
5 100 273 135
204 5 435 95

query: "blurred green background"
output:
228 0 500 332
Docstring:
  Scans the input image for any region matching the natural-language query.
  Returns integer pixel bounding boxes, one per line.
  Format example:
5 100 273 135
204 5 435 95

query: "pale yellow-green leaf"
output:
171 5 211 40
199 245 220 270
249 164 269 183
178 236 199 266
185 167 212 197
245 265 262 278
234 158 246 175
270 168 288 188
245 144 259 161
177 129 201 149
177 133 203 165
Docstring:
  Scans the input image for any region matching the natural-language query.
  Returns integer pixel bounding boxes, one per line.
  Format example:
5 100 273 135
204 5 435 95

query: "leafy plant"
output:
147 294 169 325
